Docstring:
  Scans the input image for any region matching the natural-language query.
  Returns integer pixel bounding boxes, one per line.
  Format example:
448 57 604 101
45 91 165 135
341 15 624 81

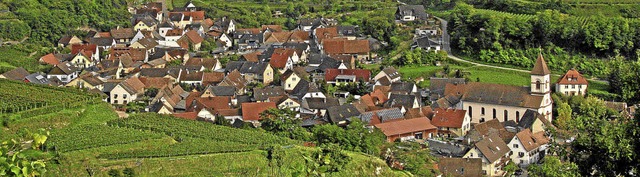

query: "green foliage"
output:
4 0 131 44
303 143 351 176
0 129 50 177
396 48 448 66
260 109 313 141
384 142 437 176
312 119 386 155
608 59 640 104
527 156 580 177
0 79 100 115
98 137 258 159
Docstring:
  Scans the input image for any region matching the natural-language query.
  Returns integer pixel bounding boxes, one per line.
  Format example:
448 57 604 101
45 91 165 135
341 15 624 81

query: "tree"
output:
527 156 580 177
260 108 312 141
554 102 572 130
384 142 437 176
303 143 351 176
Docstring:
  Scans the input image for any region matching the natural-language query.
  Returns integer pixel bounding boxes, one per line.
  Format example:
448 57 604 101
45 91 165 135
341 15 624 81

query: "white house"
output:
463 134 511 176
555 69 588 96
47 62 79 83
508 129 549 166
110 77 145 105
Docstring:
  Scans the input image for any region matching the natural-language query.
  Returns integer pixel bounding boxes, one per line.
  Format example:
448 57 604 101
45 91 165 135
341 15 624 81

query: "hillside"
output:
0 80 408 176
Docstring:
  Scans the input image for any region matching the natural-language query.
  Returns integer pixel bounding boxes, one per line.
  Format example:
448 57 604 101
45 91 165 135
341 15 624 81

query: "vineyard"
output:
107 113 300 146
0 79 100 115
474 9 535 21
48 124 166 152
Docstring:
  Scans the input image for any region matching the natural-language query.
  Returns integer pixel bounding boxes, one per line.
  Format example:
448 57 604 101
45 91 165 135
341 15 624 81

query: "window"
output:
480 118 485 123
481 107 485 115
504 110 508 122
468 106 473 120
123 94 128 99
519 152 525 157
288 84 291 88
572 85 575 89
114 100 118 104
513 144 519 148
470 153 473 157
565 85 568 89
123 101 128 105
579 85 582 89
492 109 496 119
292 77 296 81
536 80 541 90
114 94 118 98
516 111 520 122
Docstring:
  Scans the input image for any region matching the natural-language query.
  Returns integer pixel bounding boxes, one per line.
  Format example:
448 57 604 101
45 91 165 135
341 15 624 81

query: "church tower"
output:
531 53 551 95
531 53 553 122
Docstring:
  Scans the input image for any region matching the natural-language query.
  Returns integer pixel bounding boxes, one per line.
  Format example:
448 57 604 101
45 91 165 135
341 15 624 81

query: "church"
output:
440 54 553 124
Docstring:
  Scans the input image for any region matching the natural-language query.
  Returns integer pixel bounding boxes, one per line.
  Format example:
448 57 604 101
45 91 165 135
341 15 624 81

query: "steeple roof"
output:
531 53 551 75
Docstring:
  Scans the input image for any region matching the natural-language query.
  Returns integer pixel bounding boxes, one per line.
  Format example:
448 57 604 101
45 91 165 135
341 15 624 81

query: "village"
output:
0 1 638 177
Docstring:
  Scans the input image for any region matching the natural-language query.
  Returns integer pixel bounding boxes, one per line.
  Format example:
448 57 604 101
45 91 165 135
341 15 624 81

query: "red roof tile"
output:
374 117 436 136
315 27 338 43
270 48 295 69
173 112 199 120
39 53 60 66
557 69 588 85
322 39 370 55
196 96 231 110
71 44 98 56
241 102 277 121
431 108 467 128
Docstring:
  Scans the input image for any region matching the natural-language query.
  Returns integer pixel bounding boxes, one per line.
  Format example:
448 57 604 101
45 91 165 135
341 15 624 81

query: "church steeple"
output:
531 53 550 76
531 53 551 95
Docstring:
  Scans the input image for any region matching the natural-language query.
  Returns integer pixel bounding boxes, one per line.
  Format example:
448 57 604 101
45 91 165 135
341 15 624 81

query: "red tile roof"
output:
202 72 225 85
261 25 283 32
264 32 292 43
322 39 370 55
374 117 436 136
431 108 467 128
270 48 295 69
242 52 261 62
184 30 204 44
71 44 97 56
138 77 172 89
166 29 184 37
557 69 588 85
241 102 277 121
196 96 231 110
315 27 338 43
39 53 60 66
324 68 371 82
173 112 199 120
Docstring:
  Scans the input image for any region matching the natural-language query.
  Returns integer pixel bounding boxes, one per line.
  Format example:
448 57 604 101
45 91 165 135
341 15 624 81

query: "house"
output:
298 18 327 31
241 102 277 122
110 27 136 44
89 37 117 51
389 82 418 95
0 67 29 81
71 44 100 67
253 86 286 102
212 17 235 34
39 53 61 66
184 58 222 71
219 70 248 95
264 31 292 44
130 37 159 53
324 68 371 84
178 70 205 86
148 84 188 113
508 129 549 166
429 77 466 102
415 25 440 36
290 30 310 43
269 48 297 73
23 73 52 85
325 104 362 125
517 109 552 133
169 12 191 29
47 62 79 83
158 21 174 37
313 27 338 44
322 39 370 61
438 158 482 177
110 77 145 105
411 36 441 51
161 29 184 47
373 67 401 86
202 85 237 98
65 73 104 90
273 96 301 112
206 31 232 48
462 134 511 176
236 33 263 51
450 54 553 124
177 30 204 51
431 108 471 137
357 108 405 126
396 5 428 22
383 94 420 113
374 117 437 142
555 69 588 96
281 69 306 91
337 26 358 40
237 62 274 85
466 119 516 145
300 97 339 116
133 15 158 31
58 35 83 48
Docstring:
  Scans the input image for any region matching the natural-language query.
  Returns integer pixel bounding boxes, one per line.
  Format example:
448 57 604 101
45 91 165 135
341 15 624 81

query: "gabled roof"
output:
236 28 262 35
303 97 340 110
474 133 510 163
119 77 145 95
134 37 158 49
557 69 588 85
241 102 277 121
270 48 295 69
183 30 204 44
202 72 224 85
383 94 417 110
517 109 552 130
430 77 466 98
375 117 436 137
110 28 135 39
1 67 29 81
390 82 416 94
397 5 427 19
205 85 236 96
219 70 247 90
239 62 270 74
48 62 78 75
315 27 338 43
138 77 171 89
166 29 184 37
531 53 551 75
40 53 60 65
322 39 370 55
253 86 286 102
431 108 467 128
264 31 293 43
179 70 204 82
241 52 261 62
290 31 310 42
438 158 482 177
515 129 549 152
324 68 371 82
261 25 283 32
89 37 116 47
460 82 543 108
359 108 404 125
196 96 231 111
469 119 515 144
79 74 104 86
71 44 98 56
326 104 362 123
